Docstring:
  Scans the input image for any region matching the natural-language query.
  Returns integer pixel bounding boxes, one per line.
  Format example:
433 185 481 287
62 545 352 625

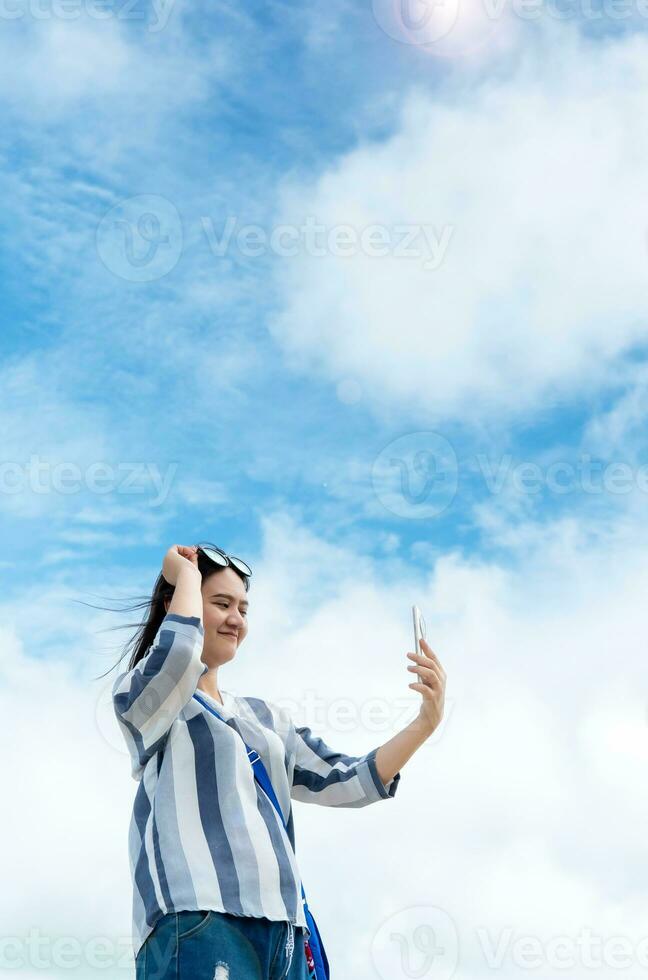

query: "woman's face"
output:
200 566 249 663
164 566 249 665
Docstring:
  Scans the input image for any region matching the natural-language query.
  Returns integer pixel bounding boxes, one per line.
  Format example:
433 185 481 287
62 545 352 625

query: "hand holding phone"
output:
412 604 427 685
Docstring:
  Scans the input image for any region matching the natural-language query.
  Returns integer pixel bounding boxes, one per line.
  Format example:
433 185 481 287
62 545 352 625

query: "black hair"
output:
84 549 250 681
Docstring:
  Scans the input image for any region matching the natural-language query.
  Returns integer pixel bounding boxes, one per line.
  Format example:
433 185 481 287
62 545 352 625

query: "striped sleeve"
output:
288 721 401 807
111 612 208 779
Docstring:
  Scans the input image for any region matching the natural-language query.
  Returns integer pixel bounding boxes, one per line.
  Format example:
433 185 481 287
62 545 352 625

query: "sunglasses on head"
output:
195 542 252 580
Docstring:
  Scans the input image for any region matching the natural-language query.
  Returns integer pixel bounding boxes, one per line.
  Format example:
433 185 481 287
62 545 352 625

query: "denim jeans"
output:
135 909 310 980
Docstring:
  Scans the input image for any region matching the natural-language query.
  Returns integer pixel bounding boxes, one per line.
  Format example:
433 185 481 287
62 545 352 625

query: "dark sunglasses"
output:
195 542 252 579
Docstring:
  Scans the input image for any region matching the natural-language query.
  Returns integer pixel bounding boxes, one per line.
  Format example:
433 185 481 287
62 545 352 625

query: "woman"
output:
110 542 446 980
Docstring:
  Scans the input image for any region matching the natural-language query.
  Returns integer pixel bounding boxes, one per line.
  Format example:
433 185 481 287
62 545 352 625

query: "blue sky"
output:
2 2 648 978
1 3 647 590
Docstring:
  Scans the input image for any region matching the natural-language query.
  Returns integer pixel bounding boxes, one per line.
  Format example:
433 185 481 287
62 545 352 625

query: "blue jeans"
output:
135 910 310 980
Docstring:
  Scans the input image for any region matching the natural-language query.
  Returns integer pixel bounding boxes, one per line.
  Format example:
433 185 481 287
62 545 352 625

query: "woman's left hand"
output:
406 637 447 735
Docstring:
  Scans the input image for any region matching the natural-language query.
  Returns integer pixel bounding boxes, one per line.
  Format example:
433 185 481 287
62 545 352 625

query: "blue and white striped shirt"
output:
111 612 401 959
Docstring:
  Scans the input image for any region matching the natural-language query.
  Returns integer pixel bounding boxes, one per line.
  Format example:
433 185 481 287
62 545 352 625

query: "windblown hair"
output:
85 549 250 681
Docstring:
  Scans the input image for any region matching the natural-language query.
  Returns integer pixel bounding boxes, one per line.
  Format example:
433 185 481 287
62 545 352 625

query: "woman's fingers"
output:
419 637 444 667
177 546 199 566
162 545 199 585
417 640 446 676
407 663 441 685
407 649 445 676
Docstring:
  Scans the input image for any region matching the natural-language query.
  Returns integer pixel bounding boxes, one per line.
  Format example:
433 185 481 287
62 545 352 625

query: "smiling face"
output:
200 566 249 665
164 565 249 667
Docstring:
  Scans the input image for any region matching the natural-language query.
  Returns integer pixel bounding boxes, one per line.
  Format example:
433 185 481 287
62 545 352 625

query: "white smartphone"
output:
412 604 427 685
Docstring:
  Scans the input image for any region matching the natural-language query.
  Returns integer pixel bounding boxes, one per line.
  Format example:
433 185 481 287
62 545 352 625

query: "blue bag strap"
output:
192 693 331 979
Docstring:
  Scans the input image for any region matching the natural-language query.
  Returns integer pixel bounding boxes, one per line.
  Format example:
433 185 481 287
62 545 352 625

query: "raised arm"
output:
111 546 207 778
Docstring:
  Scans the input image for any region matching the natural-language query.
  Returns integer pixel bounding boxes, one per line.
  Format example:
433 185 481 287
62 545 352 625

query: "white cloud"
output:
0 14 226 118
4 20 131 105
581 359 648 460
268 24 648 423
0 355 184 521
172 477 230 507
